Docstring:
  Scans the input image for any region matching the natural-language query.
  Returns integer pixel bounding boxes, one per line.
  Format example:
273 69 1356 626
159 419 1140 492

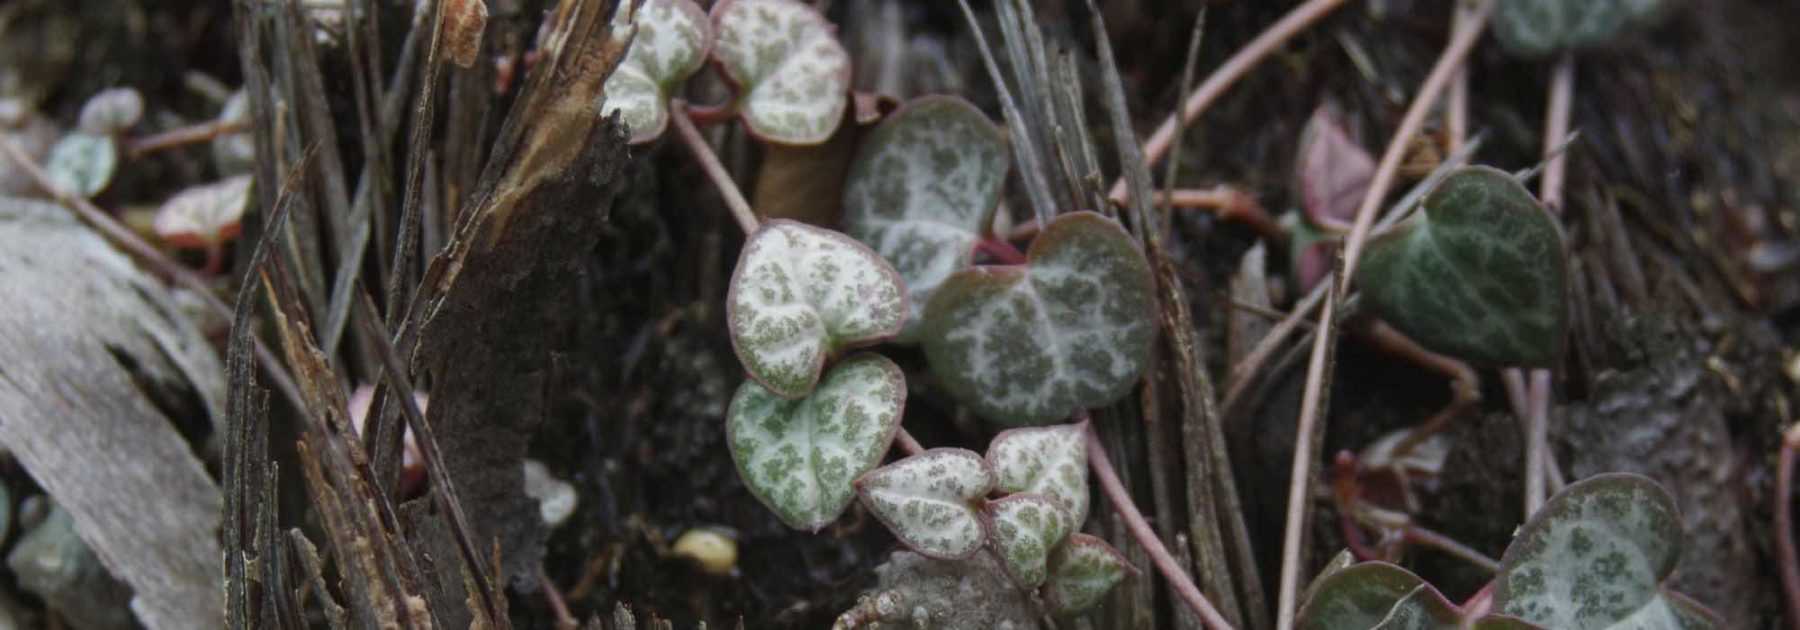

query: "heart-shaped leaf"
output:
843 95 1009 341
1353 166 1567 367
43 132 119 198
1296 103 1373 232
922 211 1156 426
728 353 905 531
153 174 255 249
984 494 1073 588
986 422 1088 523
1296 561 1429 630
855 448 993 559
710 0 850 145
602 0 711 144
727 219 906 398
1494 472 1720 630
77 87 143 135
1299 561 1545 630
1044 533 1133 616
1493 0 1668 57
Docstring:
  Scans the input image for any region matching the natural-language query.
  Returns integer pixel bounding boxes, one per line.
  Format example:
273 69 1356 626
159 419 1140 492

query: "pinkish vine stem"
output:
670 100 758 235
1084 422 1236 630
1109 0 1350 204
893 427 925 458
1778 422 1800 630
975 237 1027 265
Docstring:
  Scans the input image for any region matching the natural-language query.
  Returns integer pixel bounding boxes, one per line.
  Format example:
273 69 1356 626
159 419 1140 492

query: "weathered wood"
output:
0 197 223 628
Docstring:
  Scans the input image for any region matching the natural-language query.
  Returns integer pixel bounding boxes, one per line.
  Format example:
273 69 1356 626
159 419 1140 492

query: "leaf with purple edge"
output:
710 0 850 145
1043 533 1134 616
983 494 1072 588
986 422 1088 523
855 448 993 559
602 0 712 144
727 220 906 398
727 353 904 531
842 95 1009 342
922 211 1156 426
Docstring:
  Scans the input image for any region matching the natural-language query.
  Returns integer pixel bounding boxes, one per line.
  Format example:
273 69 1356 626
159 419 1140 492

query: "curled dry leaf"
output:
842 95 1009 341
727 354 904 530
444 0 489 68
602 0 711 144
1044 533 1134 616
77 87 144 135
1495 473 1720 630
42 132 119 199
1296 102 1373 233
727 220 905 398
711 0 850 145
152 174 254 249
923 211 1156 426
855 448 994 559
1354 166 1567 367
985 422 1088 523
983 494 1072 588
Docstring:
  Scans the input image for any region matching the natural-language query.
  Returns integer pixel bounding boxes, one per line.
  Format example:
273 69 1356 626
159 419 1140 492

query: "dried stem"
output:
1084 423 1236 630
127 118 250 159
1778 422 1800 630
0 134 305 412
1108 0 1349 203
1278 7 1493 629
671 100 759 235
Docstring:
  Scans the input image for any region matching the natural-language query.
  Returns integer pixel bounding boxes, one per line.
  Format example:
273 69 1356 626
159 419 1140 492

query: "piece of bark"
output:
394 0 633 616
0 197 224 628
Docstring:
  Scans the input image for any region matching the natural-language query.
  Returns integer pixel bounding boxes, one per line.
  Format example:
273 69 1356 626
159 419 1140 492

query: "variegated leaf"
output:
1296 561 1428 630
1494 473 1720 630
711 0 849 145
727 220 905 398
78 87 144 135
922 211 1155 426
727 354 904 531
843 95 1008 341
1493 0 1668 57
602 0 711 144
984 494 1072 588
1044 533 1133 616
153 175 254 248
986 422 1088 523
43 132 118 199
855 448 993 559
1371 585 1466 630
1354 166 1567 367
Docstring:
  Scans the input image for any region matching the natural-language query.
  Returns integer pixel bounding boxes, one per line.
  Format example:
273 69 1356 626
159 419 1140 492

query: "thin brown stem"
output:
1084 423 1236 630
670 100 758 235
1110 0 1350 204
1777 423 1800 630
127 118 250 159
1278 9 1493 629
0 134 305 413
1358 321 1479 459
1274 278 1340 630
1336 0 1494 289
1403 524 1500 574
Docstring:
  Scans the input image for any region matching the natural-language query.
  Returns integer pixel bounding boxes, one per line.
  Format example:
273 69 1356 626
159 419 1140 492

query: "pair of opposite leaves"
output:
1296 473 1718 630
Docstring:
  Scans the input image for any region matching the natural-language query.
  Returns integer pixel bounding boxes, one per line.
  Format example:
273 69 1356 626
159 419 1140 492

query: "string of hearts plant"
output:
600 0 1195 623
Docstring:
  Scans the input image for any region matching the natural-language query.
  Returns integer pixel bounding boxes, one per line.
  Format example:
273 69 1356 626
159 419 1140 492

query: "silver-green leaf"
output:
1296 561 1428 630
842 95 1008 341
1493 0 1669 57
43 132 118 199
855 448 993 559
985 422 1088 523
602 0 711 144
1044 533 1133 616
983 494 1072 588
1354 166 1567 367
710 0 850 145
1494 472 1719 630
727 354 905 531
922 211 1156 426
727 220 906 398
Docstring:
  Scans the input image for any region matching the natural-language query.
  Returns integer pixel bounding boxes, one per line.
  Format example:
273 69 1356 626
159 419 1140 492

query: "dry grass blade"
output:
956 0 1057 225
